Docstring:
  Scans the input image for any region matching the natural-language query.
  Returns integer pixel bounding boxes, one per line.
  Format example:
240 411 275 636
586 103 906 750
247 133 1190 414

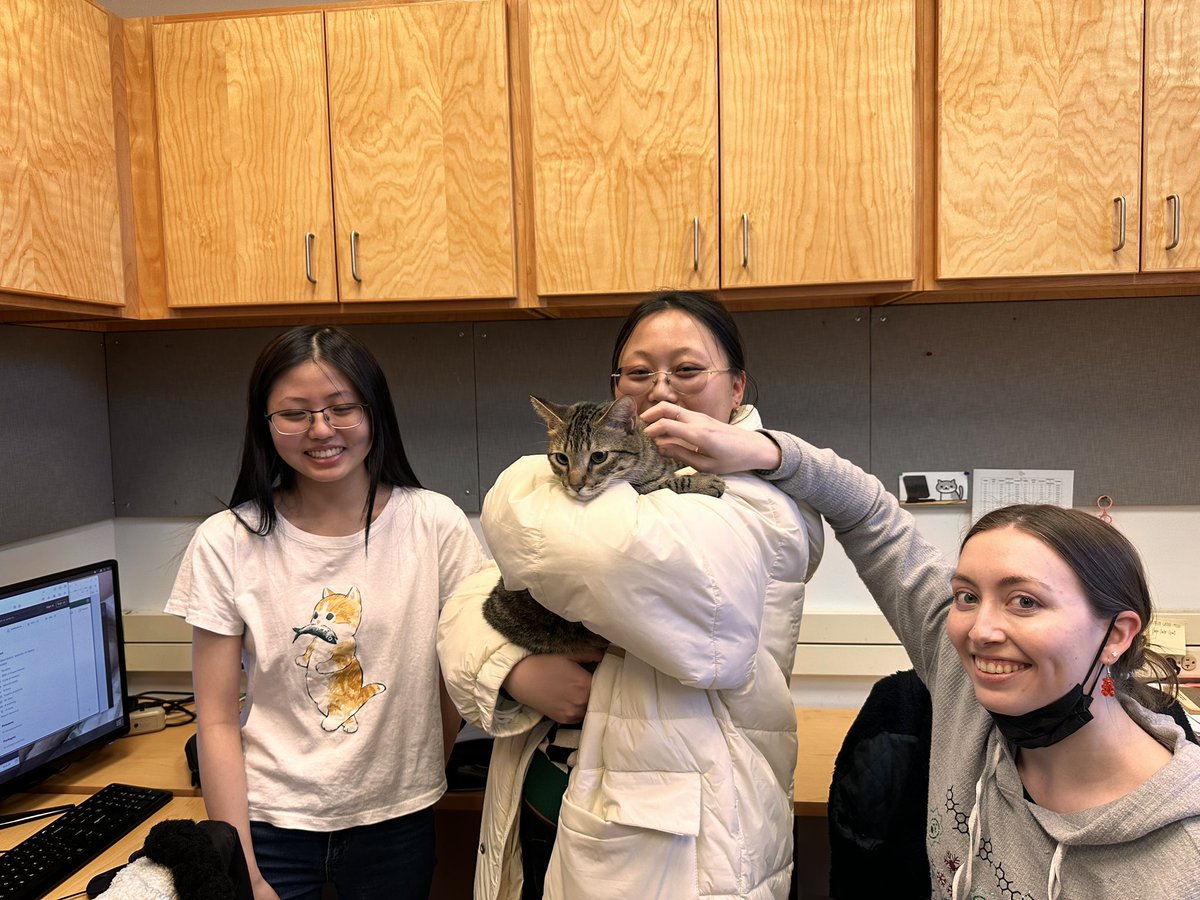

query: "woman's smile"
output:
972 655 1032 677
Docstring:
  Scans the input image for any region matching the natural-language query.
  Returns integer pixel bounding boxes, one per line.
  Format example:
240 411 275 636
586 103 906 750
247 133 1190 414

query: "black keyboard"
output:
0 783 173 900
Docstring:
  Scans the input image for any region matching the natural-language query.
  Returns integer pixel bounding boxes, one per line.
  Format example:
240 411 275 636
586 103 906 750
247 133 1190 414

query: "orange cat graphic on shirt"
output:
292 586 385 733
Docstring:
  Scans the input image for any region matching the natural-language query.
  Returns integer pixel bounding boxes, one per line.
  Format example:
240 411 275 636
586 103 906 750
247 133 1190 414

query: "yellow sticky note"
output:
1147 616 1187 659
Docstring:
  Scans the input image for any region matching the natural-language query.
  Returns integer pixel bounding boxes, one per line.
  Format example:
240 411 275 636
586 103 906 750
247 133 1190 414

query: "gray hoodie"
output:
764 432 1200 900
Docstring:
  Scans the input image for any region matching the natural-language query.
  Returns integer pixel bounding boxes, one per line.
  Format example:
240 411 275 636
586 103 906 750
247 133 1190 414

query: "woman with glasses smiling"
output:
166 326 486 900
439 292 825 899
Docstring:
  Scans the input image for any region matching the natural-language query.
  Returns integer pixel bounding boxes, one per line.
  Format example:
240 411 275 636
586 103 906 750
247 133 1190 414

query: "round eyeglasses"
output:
610 366 735 396
265 403 368 435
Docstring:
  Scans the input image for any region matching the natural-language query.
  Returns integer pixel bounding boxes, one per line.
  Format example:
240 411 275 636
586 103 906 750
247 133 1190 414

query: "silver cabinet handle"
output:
692 218 700 272
1112 197 1126 253
305 232 317 284
350 230 362 282
1166 194 1181 251
741 213 749 268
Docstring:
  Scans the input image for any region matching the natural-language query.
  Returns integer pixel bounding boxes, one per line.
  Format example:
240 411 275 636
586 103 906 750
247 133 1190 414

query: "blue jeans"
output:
250 807 436 900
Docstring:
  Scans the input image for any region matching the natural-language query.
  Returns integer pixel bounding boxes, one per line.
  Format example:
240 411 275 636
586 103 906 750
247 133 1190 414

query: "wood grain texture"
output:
0 0 124 305
327 0 515 301
938 0 1142 279
1142 0 1200 272
527 0 718 295
721 0 915 287
114 16 169 319
153 12 336 306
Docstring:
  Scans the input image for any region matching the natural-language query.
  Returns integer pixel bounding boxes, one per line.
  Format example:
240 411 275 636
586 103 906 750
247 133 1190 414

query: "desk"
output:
34 726 200 797
0 792 208 898
793 706 857 816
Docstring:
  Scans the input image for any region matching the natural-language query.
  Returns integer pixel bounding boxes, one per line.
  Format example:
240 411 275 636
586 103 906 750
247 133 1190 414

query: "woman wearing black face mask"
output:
641 409 1200 900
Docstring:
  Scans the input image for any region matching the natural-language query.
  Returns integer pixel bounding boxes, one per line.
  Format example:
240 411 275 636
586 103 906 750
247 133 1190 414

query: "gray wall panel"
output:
9 294 1200 547
870 297 1200 505
474 319 622 493
0 326 114 545
107 328 278 517
736 308 871 469
345 324 478 511
107 325 479 517
473 309 871 496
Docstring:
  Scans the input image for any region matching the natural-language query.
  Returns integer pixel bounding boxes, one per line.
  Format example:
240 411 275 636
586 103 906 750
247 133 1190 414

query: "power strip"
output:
129 707 167 735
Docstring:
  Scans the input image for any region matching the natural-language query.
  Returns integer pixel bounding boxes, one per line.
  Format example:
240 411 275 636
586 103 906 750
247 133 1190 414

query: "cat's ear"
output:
530 395 569 427
596 395 639 432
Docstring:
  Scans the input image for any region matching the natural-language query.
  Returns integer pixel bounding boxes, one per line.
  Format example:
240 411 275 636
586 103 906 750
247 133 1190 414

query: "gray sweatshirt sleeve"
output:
759 430 955 683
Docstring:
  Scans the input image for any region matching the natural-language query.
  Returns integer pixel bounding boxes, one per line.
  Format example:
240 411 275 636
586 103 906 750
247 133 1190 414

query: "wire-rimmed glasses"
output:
610 366 734 396
265 403 369 435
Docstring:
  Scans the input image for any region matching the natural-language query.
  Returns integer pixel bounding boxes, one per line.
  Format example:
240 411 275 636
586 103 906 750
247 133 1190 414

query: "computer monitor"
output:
0 560 130 799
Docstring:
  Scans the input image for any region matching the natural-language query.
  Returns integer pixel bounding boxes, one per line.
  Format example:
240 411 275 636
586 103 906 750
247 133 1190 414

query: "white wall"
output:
0 520 117 586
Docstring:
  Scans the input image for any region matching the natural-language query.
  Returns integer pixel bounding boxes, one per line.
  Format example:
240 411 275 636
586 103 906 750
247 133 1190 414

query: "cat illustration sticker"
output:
899 471 969 505
292 586 385 733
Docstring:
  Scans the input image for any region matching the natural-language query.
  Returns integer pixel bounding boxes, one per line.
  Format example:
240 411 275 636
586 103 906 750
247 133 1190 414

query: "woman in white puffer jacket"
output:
438 292 823 899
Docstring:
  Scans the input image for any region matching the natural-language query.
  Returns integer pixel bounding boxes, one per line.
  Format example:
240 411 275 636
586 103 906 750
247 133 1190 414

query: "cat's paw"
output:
697 474 725 498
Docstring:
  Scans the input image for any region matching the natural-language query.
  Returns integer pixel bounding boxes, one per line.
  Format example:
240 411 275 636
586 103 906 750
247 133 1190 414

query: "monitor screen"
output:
0 559 129 797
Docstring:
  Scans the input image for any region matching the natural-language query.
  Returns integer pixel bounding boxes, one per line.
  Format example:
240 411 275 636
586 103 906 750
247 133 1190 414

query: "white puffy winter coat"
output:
438 413 822 899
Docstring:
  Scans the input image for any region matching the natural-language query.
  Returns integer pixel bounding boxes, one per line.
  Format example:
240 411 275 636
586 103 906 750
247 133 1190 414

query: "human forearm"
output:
761 431 954 675
196 721 267 888
437 564 543 735
191 627 271 894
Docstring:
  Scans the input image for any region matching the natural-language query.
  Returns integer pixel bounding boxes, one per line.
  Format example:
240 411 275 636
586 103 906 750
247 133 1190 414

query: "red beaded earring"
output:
1101 665 1115 697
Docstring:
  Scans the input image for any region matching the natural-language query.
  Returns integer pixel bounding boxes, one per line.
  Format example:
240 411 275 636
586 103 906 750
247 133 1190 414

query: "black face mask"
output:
986 616 1117 750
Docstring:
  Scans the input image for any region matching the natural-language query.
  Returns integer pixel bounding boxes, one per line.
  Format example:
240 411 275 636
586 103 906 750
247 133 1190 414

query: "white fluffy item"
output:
95 855 179 899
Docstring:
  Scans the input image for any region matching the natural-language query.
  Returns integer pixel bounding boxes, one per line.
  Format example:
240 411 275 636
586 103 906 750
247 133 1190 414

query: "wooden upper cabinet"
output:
720 0 915 288
937 1 1143 279
526 0 718 295
0 0 124 306
1143 0 1200 272
327 1 514 301
153 13 336 307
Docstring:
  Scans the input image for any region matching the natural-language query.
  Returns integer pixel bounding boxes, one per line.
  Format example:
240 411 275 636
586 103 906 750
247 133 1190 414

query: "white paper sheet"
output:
971 468 1074 523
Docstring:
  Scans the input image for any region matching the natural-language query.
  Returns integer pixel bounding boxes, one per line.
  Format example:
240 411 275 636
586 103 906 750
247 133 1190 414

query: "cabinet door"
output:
0 0 123 306
720 0 915 287
938 1 1142 279
1143 0 1200 272
153 13 336 306
527 0 718 295
327 0 514 301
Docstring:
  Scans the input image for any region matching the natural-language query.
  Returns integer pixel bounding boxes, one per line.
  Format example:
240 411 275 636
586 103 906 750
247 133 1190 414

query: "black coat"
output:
827 669 932 899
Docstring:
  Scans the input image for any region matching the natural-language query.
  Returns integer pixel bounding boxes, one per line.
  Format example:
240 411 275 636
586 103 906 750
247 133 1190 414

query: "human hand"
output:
502 650 605 724
642 402 782 474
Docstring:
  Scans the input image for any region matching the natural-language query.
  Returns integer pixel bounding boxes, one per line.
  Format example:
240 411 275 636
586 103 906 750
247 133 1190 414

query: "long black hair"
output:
963 505 1177 710
229 326 421 544
609 291 760 413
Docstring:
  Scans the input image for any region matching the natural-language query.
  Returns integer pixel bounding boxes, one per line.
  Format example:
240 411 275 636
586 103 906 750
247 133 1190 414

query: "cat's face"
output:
614 309 745 422
936 479 958 492
293 586 363 644
533 397 642 501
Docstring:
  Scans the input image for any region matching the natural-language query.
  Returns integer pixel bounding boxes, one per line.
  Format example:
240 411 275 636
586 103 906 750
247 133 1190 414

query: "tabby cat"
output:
482 395 725 654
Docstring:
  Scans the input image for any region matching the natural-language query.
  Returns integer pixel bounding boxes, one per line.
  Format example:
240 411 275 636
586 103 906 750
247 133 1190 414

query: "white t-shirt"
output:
165 486 486 830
